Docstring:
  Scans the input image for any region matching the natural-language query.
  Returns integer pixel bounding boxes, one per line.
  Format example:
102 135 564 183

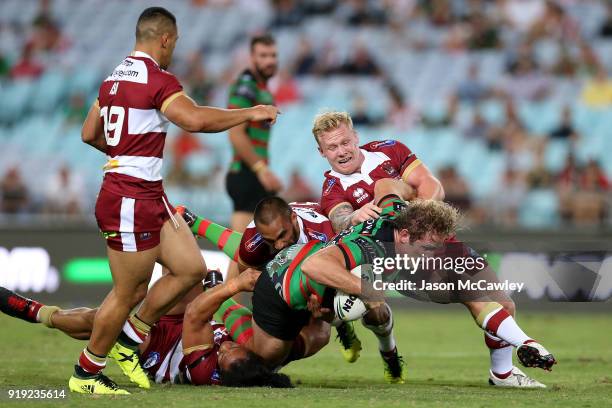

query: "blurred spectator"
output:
504 127 535 173
63 93 89 125
283 169 317 203
292 37 317 76
462 108 491 141
527 0 579 42
438 165 471 211
503 44 550 100
270 0 305 28
577 41 601 77
0 167 30 214
419 0 454 27
550 45 578 77
9 45 44 79
271 69 301 106
549 105 578 141
29 13 69 54
351 95 382 126
182 52 214 105
44 165 85 214
568 160 609 226
501 0 546 33
338 44 382 76
489 167 528 227
526 141 552 188
455 64 490 103
580 67 612 108
386 87 419 130
466 12 502 50
341 0 388 26
0 52 9 77
599 2 612 37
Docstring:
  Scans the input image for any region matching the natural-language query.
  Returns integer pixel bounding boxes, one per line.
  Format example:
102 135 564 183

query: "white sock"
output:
490 346 514 375
482 307 530 348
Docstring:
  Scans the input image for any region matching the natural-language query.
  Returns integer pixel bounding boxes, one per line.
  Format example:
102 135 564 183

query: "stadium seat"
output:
519 189 560 228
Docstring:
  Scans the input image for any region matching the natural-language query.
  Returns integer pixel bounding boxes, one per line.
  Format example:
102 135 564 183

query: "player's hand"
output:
237 268 260 292
250 105 280 124
307 294 333 320
351 202 381 225
258 168 283 193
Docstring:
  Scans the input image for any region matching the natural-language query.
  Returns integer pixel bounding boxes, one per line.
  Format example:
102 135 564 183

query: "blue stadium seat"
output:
519 189 560 228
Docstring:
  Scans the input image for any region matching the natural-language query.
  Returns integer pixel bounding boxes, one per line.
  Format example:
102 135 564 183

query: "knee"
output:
362 303 391 326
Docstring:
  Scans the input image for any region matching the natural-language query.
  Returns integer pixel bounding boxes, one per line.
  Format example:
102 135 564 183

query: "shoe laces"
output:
96 373 120 391
385 353 404 377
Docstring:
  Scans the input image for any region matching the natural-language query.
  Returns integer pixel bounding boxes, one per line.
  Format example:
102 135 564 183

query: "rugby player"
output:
0 269 295 388
312 112 555 387
76 7 279 394
225 34 283 287
302 179 557 388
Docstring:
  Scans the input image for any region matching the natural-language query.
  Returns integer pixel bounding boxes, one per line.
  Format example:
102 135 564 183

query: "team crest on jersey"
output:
245 233 264 252
371 140 396 149
382 162 398 177
323 179 336 196
211 369 220 382
353 188 370 204
306 228 328 242
143 352 160 369
139 232 152 241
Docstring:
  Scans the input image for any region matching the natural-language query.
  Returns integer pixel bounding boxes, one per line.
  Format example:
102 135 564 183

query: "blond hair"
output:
312 111 353 143
392 199 460 242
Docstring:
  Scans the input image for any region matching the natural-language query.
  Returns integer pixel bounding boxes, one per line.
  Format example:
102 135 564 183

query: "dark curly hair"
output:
220 350 293 388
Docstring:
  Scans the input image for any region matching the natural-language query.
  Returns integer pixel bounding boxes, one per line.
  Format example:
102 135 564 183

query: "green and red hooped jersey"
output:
227 69 275 172
264 196 407 310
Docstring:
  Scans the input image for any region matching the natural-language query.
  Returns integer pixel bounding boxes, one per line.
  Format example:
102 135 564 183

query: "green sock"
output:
190 215 242 261
216 299 253 345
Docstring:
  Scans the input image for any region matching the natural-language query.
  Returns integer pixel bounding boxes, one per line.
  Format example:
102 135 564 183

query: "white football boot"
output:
489 366 546 388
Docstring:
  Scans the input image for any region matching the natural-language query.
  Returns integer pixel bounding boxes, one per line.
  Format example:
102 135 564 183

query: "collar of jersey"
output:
296 216 308 244
130 51 159 66
328 149 389 189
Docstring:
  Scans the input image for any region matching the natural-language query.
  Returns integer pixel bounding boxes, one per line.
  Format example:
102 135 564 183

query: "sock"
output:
119 314 151 349
0 287 43 323
190 216 242 262
477 303 531 348
485 332 513 377
217 298 253 345
38 305 60 328
77 347 106 375
362 304 396 353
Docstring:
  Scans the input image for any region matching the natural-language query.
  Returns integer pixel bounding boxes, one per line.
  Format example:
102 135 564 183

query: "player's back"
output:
97 51 183 199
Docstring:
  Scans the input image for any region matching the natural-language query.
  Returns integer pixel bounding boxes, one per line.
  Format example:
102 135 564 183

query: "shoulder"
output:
361 140 405 152
321 173 343 195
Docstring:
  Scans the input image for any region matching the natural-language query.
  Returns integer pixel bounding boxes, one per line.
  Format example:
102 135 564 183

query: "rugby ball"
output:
333 265 374 322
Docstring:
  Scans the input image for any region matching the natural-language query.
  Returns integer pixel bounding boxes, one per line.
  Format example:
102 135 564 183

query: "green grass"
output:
0 309 610 408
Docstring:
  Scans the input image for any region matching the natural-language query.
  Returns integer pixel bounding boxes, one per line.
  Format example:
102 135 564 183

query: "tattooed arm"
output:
329 202 382 233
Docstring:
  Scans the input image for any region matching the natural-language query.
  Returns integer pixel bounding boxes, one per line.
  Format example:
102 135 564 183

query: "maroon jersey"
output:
238 202 335 267
97 51 183 199
142 316 230 385
320 140 421 216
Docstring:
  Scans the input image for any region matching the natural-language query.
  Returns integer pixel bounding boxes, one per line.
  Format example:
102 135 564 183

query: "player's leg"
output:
294 317 331 359
362 303 405 384
0 286 95 339
465 301 556 386
178 206 243 262
70 246 158 394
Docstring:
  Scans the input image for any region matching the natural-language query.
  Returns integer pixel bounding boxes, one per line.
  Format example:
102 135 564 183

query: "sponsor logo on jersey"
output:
371 140 396 149
306 228 328 242
323 178 336 196
213 326 229 344
122 59 133 67
353 187 370 204
211 369 220 382
353 237 382 264
245 233 264 252
143 352 160 369
139 232 152 241
382 162 398 177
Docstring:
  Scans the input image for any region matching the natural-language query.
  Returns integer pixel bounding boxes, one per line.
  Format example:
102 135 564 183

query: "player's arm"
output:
301 246 362 295
163 94 279 133
81 100 107 153
403 163 444 200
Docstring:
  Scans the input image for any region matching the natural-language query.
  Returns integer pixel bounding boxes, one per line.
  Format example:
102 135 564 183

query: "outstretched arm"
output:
164 94 279 133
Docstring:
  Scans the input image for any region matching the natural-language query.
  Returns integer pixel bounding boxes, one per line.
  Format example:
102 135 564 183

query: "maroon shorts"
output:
95 188 176 252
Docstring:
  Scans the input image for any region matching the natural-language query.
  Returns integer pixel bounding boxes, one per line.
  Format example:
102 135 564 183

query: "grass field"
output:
0 307 610 408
